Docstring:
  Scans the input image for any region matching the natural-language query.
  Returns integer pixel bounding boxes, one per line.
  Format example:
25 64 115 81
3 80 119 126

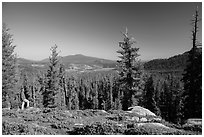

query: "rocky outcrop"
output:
124 106 162 123
127 106 156 117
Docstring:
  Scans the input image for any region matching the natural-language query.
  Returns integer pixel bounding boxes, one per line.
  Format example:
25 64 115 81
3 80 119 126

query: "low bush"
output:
105 114 124 121
2 121 30 135
124 126 190 135
31 124 56 135
124 127 149 135
2 120 56 135
183 124 202 132
2 109 18 118
69 121 124 135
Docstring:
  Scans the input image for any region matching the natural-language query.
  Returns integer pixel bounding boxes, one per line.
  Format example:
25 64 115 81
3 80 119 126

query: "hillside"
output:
144 47 202 71
17 54 117 70
144 51 189 71
41 54 114 64
17 58 38 64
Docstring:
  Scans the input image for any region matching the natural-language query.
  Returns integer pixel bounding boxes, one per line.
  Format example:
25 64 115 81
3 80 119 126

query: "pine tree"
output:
31 79 37 108
67 76 79 110
71 77 79 110
78 78 86 110
112 76 122 110
92 81 99 109
36 72 46 108
58 63 66 108
2 23 17 108
172 81 184 124
117 28 142 110
143 75 160 115
109 76 114 109
159 80 171 121
154 80 162 114
182 7 202 119
42 45 60 108
21 72 31 100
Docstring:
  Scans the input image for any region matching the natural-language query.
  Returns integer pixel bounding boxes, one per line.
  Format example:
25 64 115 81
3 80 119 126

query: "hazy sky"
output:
2 2 202 61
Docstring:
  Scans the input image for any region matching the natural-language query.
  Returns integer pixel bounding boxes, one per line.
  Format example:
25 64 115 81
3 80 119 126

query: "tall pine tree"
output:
2 23 17 108
182 7 202 119
42 45 60 108
117 28 142 110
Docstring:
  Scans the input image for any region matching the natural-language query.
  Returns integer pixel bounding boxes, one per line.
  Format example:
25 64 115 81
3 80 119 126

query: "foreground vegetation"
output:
2 108 201 135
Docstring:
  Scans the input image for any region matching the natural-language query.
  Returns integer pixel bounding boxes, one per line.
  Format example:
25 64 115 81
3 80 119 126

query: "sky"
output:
2 2 202 61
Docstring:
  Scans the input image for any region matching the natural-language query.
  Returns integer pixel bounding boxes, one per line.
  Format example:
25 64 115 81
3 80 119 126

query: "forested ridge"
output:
144 51 189 71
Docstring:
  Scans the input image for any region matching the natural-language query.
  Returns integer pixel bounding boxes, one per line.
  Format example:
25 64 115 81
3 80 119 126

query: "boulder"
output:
137 122 170 129
100 110 108 114
132 117 140 122
126 116 140 122
152 117 162 122
140 117 148 122
185 118 202 126
91 110 109 116
2 107 10 110
127 106 156 117
116 123 123 127
64 110 73 117
74 123 84 126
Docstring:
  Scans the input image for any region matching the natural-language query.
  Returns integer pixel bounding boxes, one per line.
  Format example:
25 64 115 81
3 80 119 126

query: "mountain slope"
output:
144 51 189 71
41 54 115 63
17 54 117 69
17 58 37 64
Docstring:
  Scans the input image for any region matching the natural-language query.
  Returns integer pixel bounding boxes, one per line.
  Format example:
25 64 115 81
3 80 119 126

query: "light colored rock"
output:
128 106 156 116
100 110 108 114
126 116 140 122
64 110 73 117
186 118 202 126
152 117 162 122
116 123 123 127
93 110 109 115
132 117 140 122
74 123 84 126
140 117 148 122
32 123 47 129
2 107 10 110
137 123 170 129
26 107 41 113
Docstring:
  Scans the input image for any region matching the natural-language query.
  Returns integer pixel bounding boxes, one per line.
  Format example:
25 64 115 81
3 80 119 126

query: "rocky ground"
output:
2 107 202 135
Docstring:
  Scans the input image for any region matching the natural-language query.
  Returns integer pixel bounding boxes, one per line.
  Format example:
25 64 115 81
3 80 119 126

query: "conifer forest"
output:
2 3 202 135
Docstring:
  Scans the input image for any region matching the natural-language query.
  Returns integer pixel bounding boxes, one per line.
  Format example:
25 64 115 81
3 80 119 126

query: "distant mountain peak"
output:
17 54 117 68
